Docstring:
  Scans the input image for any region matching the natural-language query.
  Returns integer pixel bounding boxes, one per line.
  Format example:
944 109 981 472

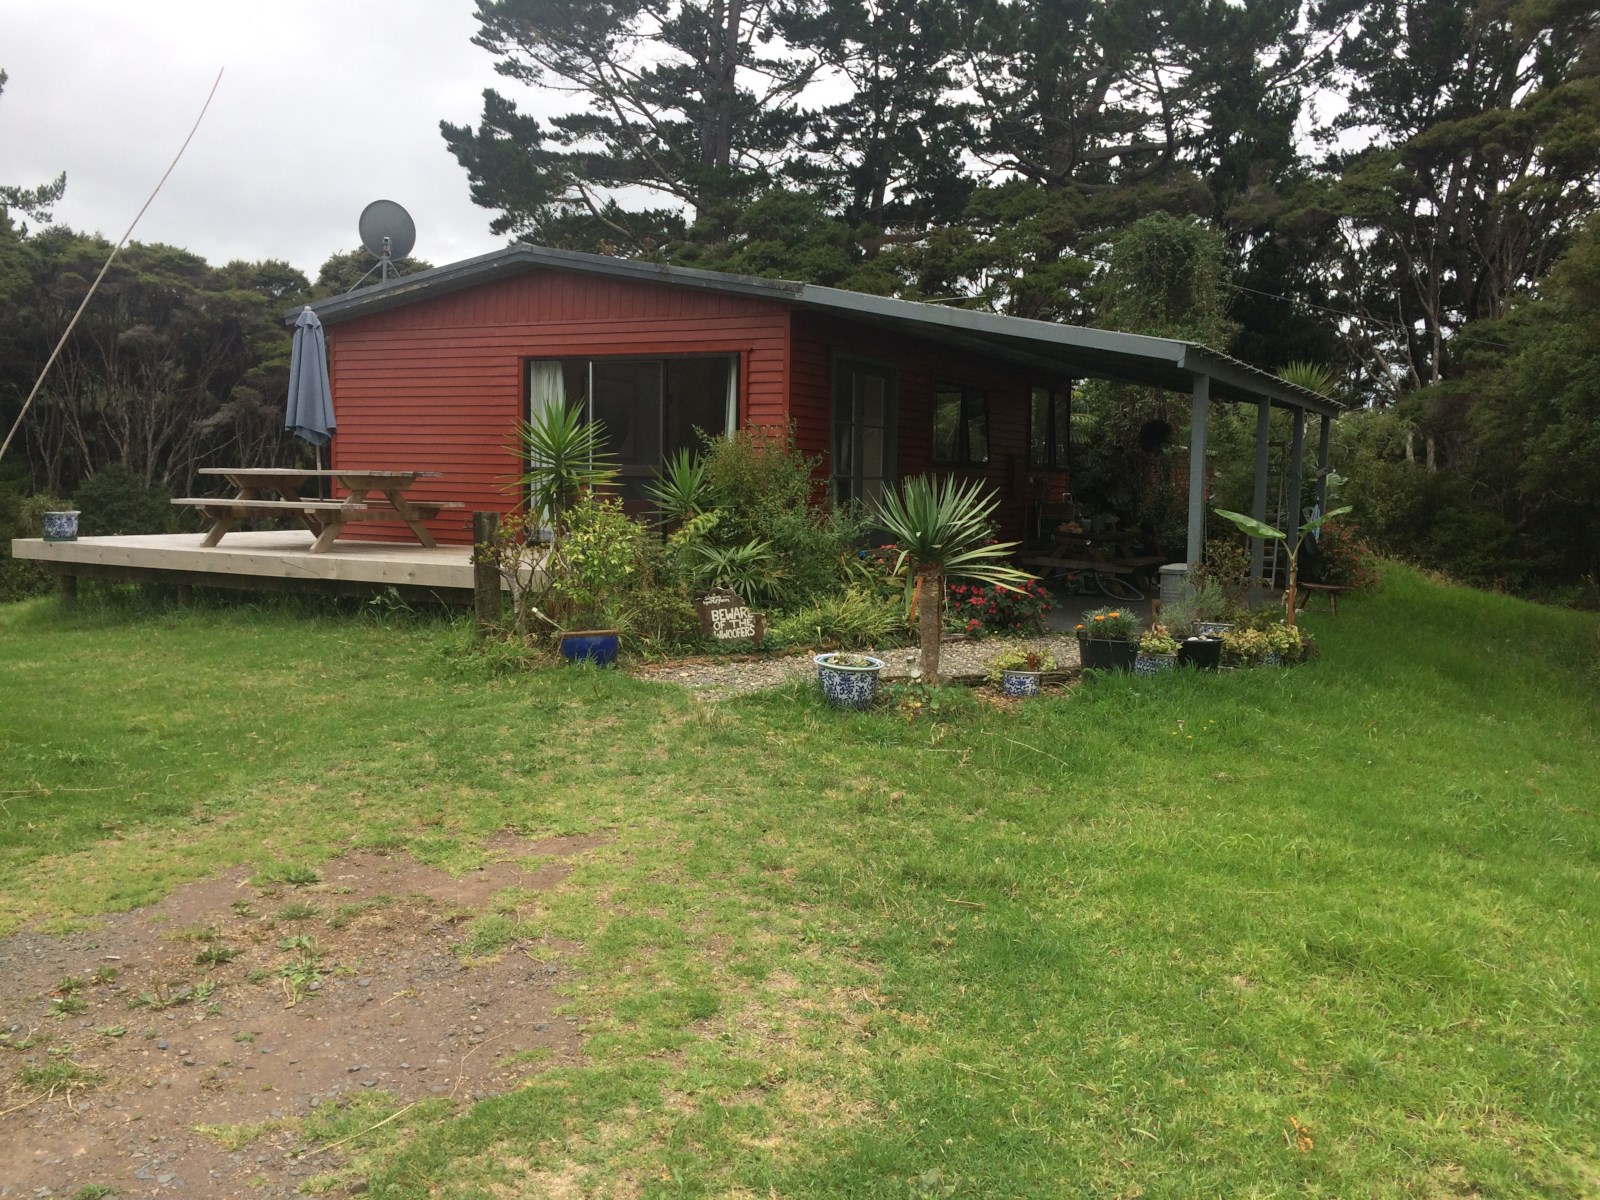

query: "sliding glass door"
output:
527 355 737 504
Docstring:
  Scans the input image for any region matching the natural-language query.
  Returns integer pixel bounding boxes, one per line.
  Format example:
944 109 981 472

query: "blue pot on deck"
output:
559 631 620 667
42 510 81 542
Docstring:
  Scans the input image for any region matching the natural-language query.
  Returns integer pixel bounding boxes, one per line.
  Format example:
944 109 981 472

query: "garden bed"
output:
635 632 1084 700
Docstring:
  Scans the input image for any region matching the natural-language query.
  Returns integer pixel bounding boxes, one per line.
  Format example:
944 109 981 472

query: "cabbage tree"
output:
874 476 1034 683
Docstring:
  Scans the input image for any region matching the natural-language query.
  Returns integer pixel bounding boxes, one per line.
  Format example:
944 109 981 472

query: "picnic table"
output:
1019 528 1165 582
173 468 464 553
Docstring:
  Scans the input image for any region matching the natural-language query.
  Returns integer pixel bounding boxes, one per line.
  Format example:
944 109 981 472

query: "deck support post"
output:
1249 398 1272 608
1186 374 1211 570
1315 414 1333 512
56 572 77 607
174 584 193 607
1286 409 1306 538
472 511 501 638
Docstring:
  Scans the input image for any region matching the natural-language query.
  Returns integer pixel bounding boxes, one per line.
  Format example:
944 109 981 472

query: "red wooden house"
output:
301 245 1338 567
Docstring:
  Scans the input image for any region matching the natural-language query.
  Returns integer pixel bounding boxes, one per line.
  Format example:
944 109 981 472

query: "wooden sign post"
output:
694 589 766 647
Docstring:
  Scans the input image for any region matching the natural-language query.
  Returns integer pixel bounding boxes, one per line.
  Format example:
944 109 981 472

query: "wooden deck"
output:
12 531 488 598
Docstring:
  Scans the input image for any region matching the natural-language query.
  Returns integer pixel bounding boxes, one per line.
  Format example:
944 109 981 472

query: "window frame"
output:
1029 380 1071 470
932 383 990 468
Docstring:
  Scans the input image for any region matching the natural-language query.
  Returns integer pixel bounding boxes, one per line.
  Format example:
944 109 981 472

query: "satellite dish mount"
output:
348 199 417 292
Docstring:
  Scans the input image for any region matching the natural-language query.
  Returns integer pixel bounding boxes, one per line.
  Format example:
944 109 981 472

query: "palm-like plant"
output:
874 476 1034 683
514 400 618 538
645 448 713 527
1277 361 1337 398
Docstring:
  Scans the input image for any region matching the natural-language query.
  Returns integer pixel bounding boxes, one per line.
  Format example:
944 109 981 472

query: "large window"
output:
932 385 989 466
1030 382 1070 469
833 359 896 509
527 355 737 502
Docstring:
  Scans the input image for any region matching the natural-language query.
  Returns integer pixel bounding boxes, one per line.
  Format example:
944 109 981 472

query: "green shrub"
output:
766 586 907 650
0 486 68 601
72 462 174 537
700 428 866 608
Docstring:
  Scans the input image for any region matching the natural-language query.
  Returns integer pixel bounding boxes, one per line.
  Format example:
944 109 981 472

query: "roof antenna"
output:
345 199 417 293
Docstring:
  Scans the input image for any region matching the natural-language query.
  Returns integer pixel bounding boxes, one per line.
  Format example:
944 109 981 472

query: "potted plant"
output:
816 652 886 709
1190 579 1235 638
988 647 1058 697
1262 621 1306 666
1135 627 1181 675
547 495 646 667
1074 605 1141 671
41 510 82 542
1221 626 1272 667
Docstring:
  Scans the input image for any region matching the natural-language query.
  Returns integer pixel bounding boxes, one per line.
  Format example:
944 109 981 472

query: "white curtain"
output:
529 360 566 423
724 354 739 434
527 361 567 539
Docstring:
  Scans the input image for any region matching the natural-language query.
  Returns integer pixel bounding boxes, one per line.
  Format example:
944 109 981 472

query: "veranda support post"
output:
1186 374 1211 569
1249 398 1271 608
1287 410 1306 537
1315 415 1333 512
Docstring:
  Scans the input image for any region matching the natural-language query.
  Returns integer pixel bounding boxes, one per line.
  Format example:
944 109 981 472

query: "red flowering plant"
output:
1309 518 1381 592
946 577 1053 636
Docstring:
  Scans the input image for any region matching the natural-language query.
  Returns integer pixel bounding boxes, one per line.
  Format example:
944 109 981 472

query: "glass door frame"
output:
831 354 898 509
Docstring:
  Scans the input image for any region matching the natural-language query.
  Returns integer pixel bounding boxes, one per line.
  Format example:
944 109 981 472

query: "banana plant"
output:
1213 504 1352 627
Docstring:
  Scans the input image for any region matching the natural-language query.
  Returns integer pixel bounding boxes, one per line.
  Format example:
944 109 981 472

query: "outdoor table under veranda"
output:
173 468 463 553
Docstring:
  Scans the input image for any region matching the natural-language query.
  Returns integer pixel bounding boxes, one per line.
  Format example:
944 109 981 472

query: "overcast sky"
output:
0 0 537 278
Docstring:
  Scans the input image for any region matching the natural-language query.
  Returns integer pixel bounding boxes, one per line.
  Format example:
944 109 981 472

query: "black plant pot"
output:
1079 636 1137 672
1178 636 1223 671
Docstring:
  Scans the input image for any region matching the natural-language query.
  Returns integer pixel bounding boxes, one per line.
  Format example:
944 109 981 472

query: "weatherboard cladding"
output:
790 311 1067 539
324 269 791 544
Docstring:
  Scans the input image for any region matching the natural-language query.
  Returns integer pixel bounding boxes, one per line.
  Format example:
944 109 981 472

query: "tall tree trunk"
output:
918 566 943 683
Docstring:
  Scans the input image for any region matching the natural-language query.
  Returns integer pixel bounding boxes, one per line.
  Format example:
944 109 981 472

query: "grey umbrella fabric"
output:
285 306 335 447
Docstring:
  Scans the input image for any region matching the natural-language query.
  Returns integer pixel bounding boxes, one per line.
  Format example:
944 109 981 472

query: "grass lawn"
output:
2 570 1597 1197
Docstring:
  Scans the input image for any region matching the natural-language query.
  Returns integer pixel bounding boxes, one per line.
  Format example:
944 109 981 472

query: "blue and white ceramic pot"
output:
1001 669 1042 698
1196 621 1234 639
42 510 81 542
1134 652 1177 676
815 653 885 710
560 630 620 667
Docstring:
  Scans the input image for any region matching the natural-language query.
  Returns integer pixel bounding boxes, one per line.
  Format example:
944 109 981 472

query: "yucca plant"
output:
645 448 713 527
1277 361 1337 397
513 400 618 538
874 476 1034 683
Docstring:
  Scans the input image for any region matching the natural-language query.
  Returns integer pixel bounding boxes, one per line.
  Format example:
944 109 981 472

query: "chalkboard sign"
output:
695 589 766 647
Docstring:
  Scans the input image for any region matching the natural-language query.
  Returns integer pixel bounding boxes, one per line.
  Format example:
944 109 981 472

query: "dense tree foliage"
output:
441 0 1600 596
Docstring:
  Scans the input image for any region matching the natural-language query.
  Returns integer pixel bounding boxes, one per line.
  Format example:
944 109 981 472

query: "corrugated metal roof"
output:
293 243 1339 415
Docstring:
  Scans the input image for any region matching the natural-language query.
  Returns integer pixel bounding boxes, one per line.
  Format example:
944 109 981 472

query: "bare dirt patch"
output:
0 835 604 1199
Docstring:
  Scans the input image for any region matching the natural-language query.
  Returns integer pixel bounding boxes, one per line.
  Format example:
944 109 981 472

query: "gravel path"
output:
636 633 1082 700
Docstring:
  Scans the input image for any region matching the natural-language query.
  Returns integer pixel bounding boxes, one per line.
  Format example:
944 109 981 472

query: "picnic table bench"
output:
174 468 463 552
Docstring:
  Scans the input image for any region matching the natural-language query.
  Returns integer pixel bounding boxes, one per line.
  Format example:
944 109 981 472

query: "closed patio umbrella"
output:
285 306 335 449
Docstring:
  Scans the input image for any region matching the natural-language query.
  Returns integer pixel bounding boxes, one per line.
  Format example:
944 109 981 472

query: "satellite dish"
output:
358 199 416 263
